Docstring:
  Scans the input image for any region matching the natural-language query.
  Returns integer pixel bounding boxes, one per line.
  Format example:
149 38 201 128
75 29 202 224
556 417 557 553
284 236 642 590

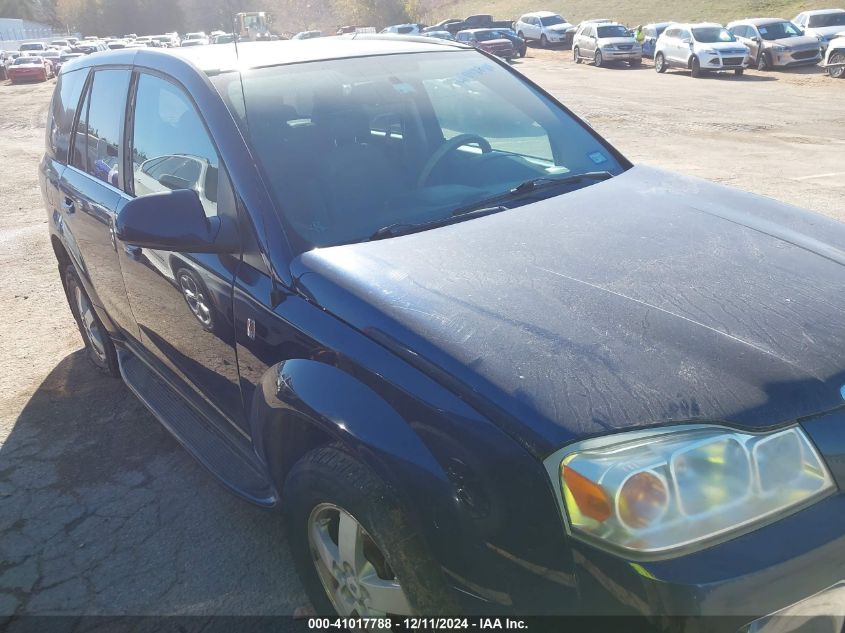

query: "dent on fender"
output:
267 358 446 476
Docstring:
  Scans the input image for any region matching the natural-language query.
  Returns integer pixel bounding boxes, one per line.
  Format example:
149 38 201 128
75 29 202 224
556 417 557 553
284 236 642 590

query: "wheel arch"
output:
251 358 452 506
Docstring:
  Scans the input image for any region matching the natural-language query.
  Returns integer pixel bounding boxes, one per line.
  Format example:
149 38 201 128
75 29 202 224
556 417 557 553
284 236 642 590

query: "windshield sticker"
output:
759 27 768 34
588 151 608 165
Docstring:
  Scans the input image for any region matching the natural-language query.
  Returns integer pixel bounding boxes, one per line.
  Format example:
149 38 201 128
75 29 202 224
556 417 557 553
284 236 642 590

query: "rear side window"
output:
46 68 88 162
129 73 221 217
70 68 131 186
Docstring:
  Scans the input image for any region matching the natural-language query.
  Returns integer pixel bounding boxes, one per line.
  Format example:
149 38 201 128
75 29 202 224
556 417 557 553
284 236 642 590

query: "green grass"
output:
419 0 843 27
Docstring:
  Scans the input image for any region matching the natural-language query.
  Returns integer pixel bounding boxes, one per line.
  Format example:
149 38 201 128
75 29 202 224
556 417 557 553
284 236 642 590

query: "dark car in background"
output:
491 28 527 57
455 28 516 59
40 37 845 627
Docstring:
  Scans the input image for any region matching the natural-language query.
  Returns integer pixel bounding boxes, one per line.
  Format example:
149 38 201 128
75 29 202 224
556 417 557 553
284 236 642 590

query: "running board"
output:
118 351 277 507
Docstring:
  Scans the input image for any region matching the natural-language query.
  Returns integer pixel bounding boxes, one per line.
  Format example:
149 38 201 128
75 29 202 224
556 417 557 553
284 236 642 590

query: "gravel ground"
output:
0 50 843 618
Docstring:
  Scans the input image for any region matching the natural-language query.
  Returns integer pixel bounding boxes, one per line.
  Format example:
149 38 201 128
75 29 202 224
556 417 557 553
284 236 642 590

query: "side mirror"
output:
115 188 237 253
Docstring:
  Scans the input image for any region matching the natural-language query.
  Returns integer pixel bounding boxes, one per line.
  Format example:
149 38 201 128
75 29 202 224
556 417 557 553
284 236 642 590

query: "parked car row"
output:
385 6 845 79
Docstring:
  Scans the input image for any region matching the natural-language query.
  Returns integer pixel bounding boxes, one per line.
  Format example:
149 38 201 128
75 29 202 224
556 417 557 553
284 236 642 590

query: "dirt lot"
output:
0 51 843 617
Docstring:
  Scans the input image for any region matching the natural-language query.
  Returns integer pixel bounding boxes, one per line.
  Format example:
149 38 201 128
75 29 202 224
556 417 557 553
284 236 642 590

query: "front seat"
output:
312 101 404 236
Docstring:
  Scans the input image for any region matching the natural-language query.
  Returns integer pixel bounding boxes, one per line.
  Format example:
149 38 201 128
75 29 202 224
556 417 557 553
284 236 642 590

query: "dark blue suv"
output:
40 37 845 625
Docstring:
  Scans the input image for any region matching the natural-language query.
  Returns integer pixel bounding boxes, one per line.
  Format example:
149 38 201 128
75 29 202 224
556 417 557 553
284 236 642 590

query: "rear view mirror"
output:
115 189 237 253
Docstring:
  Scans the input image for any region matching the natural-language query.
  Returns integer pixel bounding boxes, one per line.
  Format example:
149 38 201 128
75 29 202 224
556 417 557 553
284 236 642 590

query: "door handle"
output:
62 197 75 214
124 245 142 260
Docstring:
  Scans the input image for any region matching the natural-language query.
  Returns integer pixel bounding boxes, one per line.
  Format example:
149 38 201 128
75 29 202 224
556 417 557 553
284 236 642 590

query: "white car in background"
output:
381 23 425 35
793 8 845 51
515 11 573 48
655 23 750 77
19 41 47 53
181 32 209 46
824 32 845 78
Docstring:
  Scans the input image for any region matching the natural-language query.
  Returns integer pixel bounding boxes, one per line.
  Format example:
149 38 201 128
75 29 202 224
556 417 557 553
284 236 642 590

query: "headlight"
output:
772 45 788 52
548 425 834 558
701 48 719 55
602 44 617 50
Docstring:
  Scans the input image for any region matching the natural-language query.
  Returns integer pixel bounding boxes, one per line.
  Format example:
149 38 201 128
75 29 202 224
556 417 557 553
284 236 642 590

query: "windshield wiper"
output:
367 171 614 241
368 206 507 241
450 170 615 217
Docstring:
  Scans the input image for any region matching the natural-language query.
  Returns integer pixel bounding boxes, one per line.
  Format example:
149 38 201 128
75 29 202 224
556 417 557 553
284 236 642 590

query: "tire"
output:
655 53 667 73
540 34 548 48
574 46 582 63
519 46 526 58
629 58 642 67
690 56 701 78
734 68 744 76
594 50 603 67
757 51 771 71
829 52 845 78
63 264 119 377
283 445 458 616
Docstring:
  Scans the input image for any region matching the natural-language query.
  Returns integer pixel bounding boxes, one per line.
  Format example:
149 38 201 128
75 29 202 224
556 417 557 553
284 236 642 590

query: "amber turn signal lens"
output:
562 465 611 522
618 471 669 529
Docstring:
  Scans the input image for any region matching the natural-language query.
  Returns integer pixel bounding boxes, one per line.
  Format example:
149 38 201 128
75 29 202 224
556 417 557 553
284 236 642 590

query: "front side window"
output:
541 15 565 27
70 68 131 186
216 51 625 250
130 73 220 217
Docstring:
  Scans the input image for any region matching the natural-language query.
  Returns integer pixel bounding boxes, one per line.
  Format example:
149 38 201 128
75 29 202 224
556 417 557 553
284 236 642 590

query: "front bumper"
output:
741 582 844 633
772 48 823 67
601 48 643 61
700 52 749 69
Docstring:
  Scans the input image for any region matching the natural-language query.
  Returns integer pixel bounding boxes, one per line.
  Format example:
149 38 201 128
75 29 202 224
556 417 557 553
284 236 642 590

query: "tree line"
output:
1 0 443 36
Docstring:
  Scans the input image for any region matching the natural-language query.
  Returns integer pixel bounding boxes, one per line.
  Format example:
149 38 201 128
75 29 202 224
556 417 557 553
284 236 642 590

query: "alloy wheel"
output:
178 272 213 327
308 503 412 616
830 53 845 79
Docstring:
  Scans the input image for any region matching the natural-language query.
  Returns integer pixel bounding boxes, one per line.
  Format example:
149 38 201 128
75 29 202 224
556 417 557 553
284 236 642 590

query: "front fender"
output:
252 358 453 514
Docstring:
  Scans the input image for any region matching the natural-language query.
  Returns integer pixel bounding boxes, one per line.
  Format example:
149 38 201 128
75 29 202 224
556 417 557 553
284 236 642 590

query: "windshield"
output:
474 31 501 41
214 50 625 250
808 12 845 27
597 25 631 38
20 43 43 51
14 57 39 64
540 15 565 26
692 27 736 42
758 21 803 40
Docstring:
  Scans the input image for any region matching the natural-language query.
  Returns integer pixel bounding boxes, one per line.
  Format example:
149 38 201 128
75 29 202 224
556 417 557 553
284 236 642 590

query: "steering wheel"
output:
417 134 492 189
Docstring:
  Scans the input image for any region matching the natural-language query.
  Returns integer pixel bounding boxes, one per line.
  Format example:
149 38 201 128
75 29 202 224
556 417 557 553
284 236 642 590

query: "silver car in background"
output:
573 22 642 67
727 18 822 69
793 8 845 52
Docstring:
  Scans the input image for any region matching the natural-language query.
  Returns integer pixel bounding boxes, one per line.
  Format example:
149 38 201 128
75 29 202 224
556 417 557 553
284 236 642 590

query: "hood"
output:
478 38 512 47
293 165 845 457
547 23 573 32
807 25 845 39
767 34 822 48
600 36 638 46
707 40 748 52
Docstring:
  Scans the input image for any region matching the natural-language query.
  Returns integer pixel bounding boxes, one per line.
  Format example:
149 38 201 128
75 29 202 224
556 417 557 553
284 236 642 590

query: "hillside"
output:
417 0 844 27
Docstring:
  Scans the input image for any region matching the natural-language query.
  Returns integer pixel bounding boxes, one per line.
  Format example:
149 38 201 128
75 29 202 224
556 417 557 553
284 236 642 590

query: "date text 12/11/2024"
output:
307 618 528 630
